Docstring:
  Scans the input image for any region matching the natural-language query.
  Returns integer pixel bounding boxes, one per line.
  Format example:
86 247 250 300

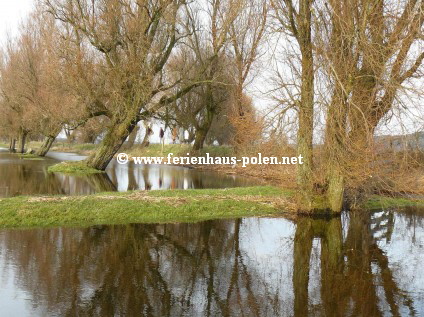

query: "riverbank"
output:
2 141 291 186
1 186 423 229
0 186 293 228
44 142 296 186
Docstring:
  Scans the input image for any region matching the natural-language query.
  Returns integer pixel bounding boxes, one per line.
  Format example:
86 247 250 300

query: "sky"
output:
0 1 34 43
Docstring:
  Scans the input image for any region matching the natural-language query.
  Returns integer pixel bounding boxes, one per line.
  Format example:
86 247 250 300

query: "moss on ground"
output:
48 161 105 174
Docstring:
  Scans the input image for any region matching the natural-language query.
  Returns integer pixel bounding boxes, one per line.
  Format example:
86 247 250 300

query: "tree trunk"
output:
186 130 195 143
64 126 75 143
193 112 214 151
127 124 140 148
140 121 151 147
296 0 314 211
17 129 28 153
85 120 137 170
9 138 16 152
36 135 57 157
324 91 348 212
193 98 215 151
193 128 208 151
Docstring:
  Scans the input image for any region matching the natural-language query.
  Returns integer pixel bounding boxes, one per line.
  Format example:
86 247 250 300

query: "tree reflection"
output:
293 210 417 316
0 220 275 316
0 210 421 316
0 153 117 196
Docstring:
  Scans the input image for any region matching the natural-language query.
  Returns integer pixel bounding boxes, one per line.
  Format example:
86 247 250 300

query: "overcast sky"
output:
0 0 34 44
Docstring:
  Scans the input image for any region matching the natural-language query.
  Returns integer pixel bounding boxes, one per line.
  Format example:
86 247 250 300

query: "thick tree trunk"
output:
17 129 28 153
193 102 214 151
36 135 57 156
296 0 314 211
85 120 137 170
324 92 348 212
193 128 208 151
327 169 345 212
193 112 214 151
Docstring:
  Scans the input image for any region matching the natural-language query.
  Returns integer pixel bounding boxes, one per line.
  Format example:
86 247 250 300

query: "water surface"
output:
0 209 423 316
0 150 259 197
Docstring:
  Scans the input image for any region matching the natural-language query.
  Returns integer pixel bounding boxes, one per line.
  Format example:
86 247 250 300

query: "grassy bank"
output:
364 195 424 209
48 161 105 174
0 186 293 228
1 186 423 229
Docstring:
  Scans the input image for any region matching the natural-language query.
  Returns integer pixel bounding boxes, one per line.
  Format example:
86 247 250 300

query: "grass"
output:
48 161 105 174
52 142 98 153
147 186 292 197
0 186 290 228
364 195 424 209
0 185 423 229
17 153 44 160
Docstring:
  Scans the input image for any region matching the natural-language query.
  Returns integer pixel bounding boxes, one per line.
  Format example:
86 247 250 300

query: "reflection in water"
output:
0 152 259 197
0 209 423 316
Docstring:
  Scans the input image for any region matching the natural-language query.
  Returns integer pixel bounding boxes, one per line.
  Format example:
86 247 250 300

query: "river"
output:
0 149 423 316
0 149 259 197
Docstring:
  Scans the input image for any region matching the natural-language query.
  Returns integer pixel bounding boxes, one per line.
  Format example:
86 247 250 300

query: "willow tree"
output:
167 48 236 151
0 36 34 153
272 0 315 210
45 0 199 170
318 0 424 211
0 9 79 156
184 0 242 151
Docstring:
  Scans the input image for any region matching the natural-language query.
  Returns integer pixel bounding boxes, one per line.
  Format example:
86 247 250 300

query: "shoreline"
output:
0 185 423 229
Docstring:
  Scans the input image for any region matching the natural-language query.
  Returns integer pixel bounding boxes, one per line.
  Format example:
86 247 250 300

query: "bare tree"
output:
272 0 315 210
44 0 200 169
318 0 424 211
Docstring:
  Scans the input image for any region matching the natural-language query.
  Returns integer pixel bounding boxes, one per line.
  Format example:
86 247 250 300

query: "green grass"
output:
17 153 44 160
48 142 98 154
0 185 423 229
147 186 292 197
48 161 105 174
364 195 424 209
0 186 289 228
73 143 98 151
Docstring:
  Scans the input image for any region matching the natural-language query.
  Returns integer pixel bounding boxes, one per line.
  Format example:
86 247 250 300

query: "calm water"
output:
0 209 423 316
1 149 423 316
0 150 259 197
